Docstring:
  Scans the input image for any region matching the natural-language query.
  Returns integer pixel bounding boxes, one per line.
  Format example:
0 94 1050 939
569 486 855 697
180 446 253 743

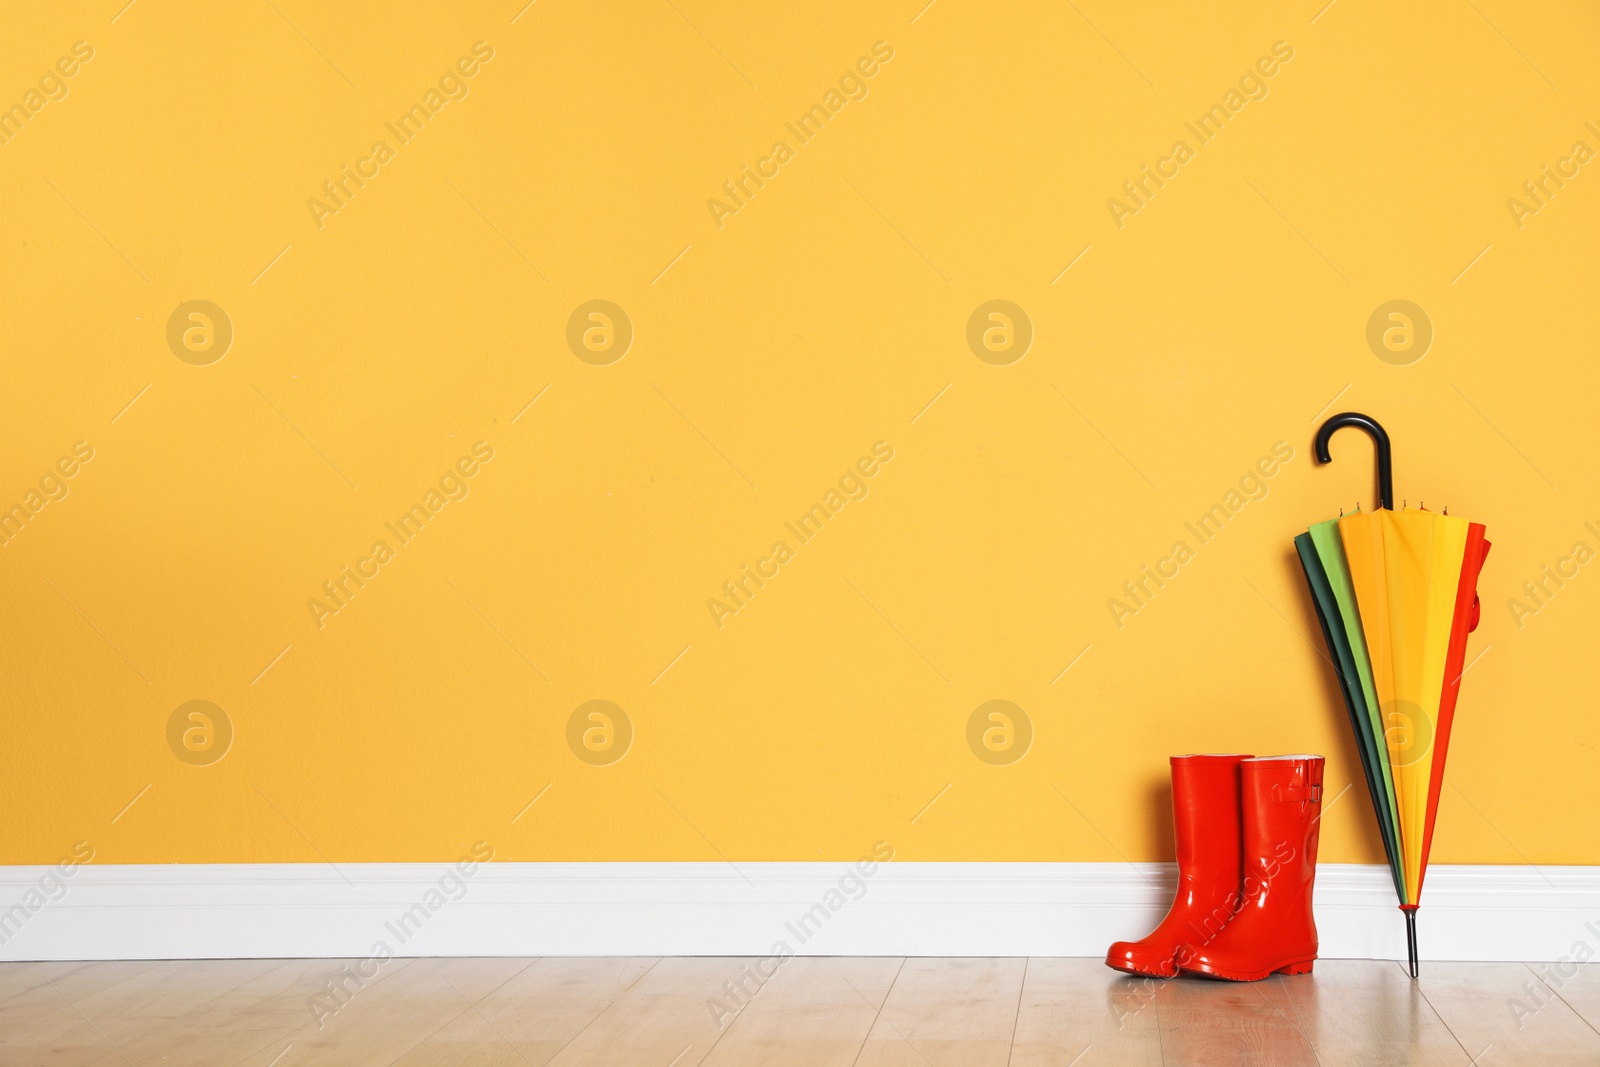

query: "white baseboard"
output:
2 862 1597 963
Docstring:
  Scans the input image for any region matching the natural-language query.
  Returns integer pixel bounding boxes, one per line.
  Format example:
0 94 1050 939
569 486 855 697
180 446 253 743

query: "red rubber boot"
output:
1178 755 1325 981
1105 754 1252 978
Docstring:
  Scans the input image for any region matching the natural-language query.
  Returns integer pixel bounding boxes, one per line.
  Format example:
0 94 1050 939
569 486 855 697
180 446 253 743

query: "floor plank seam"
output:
847 956 906 1067
1411 974 1480 1065
1005 956 1029 1066
1526 959 1600 1041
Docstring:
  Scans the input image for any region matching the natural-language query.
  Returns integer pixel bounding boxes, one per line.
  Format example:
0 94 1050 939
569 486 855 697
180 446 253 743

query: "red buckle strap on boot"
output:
1104 754 1252 979
1177 755 1325 982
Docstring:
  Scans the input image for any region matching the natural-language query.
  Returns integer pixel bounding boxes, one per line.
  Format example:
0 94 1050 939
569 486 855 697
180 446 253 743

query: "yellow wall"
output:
2 0 1596 868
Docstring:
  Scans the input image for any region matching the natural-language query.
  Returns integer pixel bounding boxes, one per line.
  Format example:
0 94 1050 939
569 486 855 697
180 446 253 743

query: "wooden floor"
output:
3 957 1599 1065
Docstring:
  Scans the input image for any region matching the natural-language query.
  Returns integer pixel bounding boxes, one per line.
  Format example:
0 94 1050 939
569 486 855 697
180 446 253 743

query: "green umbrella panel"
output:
1295 520 1406 904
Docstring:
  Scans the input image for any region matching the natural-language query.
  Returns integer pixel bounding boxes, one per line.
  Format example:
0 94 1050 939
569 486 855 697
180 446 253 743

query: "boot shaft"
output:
1170 754 1252 881
1240 755 1325 886
1235 755 1325 947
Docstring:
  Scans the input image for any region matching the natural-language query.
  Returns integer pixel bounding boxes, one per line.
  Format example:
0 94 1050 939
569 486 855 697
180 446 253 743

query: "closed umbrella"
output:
1293 413 1491 977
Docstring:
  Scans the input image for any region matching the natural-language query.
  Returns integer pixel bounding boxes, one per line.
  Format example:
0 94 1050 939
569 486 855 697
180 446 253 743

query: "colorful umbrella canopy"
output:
1294 413 1491 977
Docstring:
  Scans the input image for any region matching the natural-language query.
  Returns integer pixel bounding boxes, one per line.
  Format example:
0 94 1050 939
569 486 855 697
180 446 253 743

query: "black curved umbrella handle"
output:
1314 412 1394 511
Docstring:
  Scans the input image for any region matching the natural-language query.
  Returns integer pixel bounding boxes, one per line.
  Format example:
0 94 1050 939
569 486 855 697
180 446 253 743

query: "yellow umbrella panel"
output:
1338 506 1468 902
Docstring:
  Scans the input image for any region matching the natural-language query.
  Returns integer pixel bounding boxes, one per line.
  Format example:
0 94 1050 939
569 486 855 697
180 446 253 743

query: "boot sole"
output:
1104 958 1179 979
1181 958 1315 982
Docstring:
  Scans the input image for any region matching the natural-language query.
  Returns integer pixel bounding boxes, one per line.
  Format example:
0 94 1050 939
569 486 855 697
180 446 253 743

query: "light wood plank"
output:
544 956 767 1066
0 963 95 1039
1273 958 1470 1065
702 956 904 1066
1415 961 1600 1065
0 960 179 1065
0 961 101 1001
85 959 296 1065
1 958 167 1015
1540 961 1600 1035
1011 957 1162 1066
854 957 1027 1066
0 984 119 1066
1154 973 1321 1066
117 958 348 1067
388 956 658 1065
242 957 531 1066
